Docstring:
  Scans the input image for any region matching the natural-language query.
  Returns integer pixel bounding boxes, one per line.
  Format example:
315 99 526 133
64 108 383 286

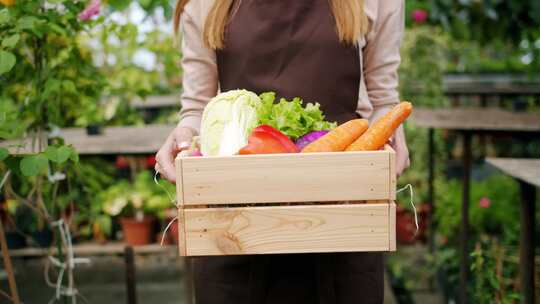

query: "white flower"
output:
104 197 127 216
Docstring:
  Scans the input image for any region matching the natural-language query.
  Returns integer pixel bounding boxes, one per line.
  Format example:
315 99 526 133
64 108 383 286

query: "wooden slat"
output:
386 145 397 200
443 74 540 95
61 124 174 154
487 158 540 187
9 242 175 258
178 151 392 205
131 95 179 109
181 203 392 256
176 157 185 206
389 202 396 251
0 124 175 155
411 108 540 132
0 132 47 155
178 208 187 256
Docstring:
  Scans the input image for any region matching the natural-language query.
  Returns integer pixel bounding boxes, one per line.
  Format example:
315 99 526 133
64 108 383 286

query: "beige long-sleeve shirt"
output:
178 0 405 134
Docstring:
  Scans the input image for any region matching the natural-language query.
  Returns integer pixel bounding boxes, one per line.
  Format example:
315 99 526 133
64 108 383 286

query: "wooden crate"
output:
176 146 396 256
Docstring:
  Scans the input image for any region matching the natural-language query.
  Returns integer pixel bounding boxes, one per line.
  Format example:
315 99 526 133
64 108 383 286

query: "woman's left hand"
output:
391 125 410 176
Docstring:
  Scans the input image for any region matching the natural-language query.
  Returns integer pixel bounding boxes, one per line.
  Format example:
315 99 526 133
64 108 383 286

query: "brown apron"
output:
192 0 383 303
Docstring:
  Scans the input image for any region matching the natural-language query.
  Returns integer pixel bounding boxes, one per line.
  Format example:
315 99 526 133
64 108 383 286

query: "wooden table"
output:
8 241 176 257
411 108 540 304
486 158 539 304
0 124 175 155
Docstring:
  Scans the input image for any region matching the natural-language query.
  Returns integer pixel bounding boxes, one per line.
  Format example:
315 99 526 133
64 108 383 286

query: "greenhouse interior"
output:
0 0 539 303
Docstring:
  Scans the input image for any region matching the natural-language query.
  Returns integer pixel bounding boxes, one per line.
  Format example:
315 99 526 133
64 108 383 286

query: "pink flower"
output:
78 0 100 21
479 197 491 209
411 9 428 24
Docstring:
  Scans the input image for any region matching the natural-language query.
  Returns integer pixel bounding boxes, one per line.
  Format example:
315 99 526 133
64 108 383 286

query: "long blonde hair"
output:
173 0 369 50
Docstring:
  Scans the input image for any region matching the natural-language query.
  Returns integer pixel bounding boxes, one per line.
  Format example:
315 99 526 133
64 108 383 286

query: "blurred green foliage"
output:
406 0 540 73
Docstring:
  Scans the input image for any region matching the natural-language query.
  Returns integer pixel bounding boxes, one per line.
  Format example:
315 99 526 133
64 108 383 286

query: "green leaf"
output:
45 145 71 163
0 9 10 25
43 78 61 99
68 147 79 163
0 148 8 161
0 50 16 75
62 80 77 94
20 154 48 176
1 34 19 48
17 16 39 31
109 0 131 10
47 23 67 36
139 0 152 9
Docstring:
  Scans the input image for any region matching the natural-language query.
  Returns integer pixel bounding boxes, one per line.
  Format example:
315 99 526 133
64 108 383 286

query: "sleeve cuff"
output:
369 103 395 124
177 115 201 135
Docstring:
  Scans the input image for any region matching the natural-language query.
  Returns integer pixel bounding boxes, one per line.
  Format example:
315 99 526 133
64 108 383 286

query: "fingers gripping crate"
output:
175 146 397 256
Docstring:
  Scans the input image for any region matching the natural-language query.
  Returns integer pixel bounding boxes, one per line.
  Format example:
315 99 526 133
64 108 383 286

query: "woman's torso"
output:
192 1 383 304
216 0 360 124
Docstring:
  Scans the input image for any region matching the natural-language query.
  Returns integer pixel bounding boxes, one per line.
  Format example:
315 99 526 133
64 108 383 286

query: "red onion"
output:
295 130 329 150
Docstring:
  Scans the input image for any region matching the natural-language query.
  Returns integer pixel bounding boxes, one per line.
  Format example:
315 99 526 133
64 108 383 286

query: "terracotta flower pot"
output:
396 204 431 245
120 216 155 246
396 206 416 244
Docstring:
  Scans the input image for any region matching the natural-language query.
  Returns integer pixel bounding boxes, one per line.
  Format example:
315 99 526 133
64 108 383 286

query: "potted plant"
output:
396 202 431 244
100 171 171 246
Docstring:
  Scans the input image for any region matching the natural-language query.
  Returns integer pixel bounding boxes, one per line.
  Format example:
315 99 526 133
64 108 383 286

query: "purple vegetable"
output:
295 130 329 150
190 149 203 157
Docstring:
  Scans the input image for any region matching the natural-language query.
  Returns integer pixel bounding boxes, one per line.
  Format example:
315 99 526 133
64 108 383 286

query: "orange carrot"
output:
301 119 369 153
345 102 413 151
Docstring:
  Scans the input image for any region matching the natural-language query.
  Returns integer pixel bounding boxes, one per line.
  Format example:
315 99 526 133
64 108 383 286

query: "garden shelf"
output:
175 146 397 256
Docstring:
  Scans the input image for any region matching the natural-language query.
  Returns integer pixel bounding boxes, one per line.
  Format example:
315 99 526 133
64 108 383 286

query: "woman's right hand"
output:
155 126 195 183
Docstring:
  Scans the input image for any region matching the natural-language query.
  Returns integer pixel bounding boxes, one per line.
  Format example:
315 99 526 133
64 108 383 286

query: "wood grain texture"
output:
179 151 392 205
411 108 540 132
487 158 540 187
63 124 173 154
175 156 185 206
181 203 392 256
178 208 187 256
386 145 397 200
389 202 396 251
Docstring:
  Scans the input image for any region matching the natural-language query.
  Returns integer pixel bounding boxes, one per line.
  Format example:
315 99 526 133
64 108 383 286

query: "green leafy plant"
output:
0 1 104 302
79 18 182 126
99 171 173 221
434 174 520 244
470 237 521 304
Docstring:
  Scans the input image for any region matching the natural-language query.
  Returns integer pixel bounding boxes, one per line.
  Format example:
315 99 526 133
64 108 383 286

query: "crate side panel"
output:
178 208 187 256
175 157 185 206
387 146 397 200
389 201 396 251
181 152 391 205
184 204 390 256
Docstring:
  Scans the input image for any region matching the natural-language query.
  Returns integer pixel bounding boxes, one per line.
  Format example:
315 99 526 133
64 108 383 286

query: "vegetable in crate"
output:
257 92 336 140
295 130 329 150
302 119 369 153
346 102 412 151
200 90 261 156
239 125 299 154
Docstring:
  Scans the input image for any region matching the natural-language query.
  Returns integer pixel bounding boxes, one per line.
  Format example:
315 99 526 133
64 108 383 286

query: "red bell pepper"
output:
239 125 299 155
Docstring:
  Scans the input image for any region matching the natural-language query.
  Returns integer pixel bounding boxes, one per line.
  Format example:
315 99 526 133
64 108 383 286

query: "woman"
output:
156 0 409 303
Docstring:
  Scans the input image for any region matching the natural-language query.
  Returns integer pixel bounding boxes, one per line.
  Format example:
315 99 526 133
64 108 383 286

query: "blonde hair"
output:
174 0 369 50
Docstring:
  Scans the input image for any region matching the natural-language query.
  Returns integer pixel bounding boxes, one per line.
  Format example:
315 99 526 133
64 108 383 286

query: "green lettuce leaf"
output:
257 92 336 140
